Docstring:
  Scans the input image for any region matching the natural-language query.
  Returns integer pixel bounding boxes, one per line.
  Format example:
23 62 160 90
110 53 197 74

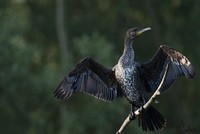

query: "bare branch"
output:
116 64 169 134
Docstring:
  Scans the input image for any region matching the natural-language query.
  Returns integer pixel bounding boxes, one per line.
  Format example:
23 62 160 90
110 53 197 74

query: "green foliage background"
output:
0 0 199 134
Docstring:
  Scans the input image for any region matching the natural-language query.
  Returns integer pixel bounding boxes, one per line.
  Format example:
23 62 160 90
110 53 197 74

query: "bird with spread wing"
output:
54 27 195 132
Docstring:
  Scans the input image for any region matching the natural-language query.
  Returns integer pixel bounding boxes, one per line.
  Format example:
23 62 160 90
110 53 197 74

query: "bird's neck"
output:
123 37 135 58
120 38 135 66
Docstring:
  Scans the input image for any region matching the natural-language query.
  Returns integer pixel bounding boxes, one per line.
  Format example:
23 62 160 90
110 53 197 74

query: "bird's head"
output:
126 27 151 40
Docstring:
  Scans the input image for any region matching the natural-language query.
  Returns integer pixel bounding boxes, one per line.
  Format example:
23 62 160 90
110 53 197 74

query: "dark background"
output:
0 0 199 134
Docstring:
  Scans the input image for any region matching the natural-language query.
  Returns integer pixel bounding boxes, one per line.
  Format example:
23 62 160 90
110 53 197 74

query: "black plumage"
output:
54 27 195 131
54 58 122 101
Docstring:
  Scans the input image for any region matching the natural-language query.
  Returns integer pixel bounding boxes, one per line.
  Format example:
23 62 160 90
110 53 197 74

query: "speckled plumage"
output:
115 65 140 103
114 42 141 104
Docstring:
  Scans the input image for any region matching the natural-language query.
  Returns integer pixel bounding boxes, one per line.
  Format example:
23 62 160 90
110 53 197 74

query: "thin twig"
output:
116 64 169 134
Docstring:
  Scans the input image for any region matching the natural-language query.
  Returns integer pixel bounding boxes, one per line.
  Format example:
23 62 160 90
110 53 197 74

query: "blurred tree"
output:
0 1 60 134
0 0 199 134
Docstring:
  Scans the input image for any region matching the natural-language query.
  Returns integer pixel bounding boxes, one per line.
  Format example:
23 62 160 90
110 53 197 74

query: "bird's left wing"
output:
138 45 195 93
54 57 122 102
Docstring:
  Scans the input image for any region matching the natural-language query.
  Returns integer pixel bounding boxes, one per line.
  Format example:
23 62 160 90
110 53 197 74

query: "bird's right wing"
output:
54 57 122 102
139 45 195 93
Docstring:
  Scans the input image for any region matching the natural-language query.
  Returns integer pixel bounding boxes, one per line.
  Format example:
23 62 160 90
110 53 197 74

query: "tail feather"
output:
138 106 166 131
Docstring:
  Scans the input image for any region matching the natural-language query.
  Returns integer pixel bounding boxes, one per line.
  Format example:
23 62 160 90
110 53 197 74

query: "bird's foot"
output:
138 106 145 114
129 112 136 120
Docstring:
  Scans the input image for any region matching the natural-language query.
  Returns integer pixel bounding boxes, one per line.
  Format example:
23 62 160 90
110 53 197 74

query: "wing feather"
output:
54 57 122 102
139 45 195 93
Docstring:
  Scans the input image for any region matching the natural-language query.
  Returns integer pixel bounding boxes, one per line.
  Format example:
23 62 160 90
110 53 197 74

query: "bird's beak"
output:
136 27 151 36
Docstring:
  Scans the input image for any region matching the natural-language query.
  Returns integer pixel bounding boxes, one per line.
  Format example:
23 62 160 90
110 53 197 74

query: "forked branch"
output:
116 64 169 134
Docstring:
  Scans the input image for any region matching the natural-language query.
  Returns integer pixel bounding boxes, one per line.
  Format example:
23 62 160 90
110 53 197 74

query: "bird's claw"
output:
139 106 145 113
129 112 136 120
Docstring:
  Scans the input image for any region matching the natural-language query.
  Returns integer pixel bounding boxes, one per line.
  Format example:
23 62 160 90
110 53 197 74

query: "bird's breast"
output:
115 64 140 103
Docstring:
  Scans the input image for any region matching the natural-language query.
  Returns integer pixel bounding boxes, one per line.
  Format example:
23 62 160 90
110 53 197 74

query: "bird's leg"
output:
138 97 146 113
129 104 136 120
139 106 145 113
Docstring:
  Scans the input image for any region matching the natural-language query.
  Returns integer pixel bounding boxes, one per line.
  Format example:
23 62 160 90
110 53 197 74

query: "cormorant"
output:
54 27 195 131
